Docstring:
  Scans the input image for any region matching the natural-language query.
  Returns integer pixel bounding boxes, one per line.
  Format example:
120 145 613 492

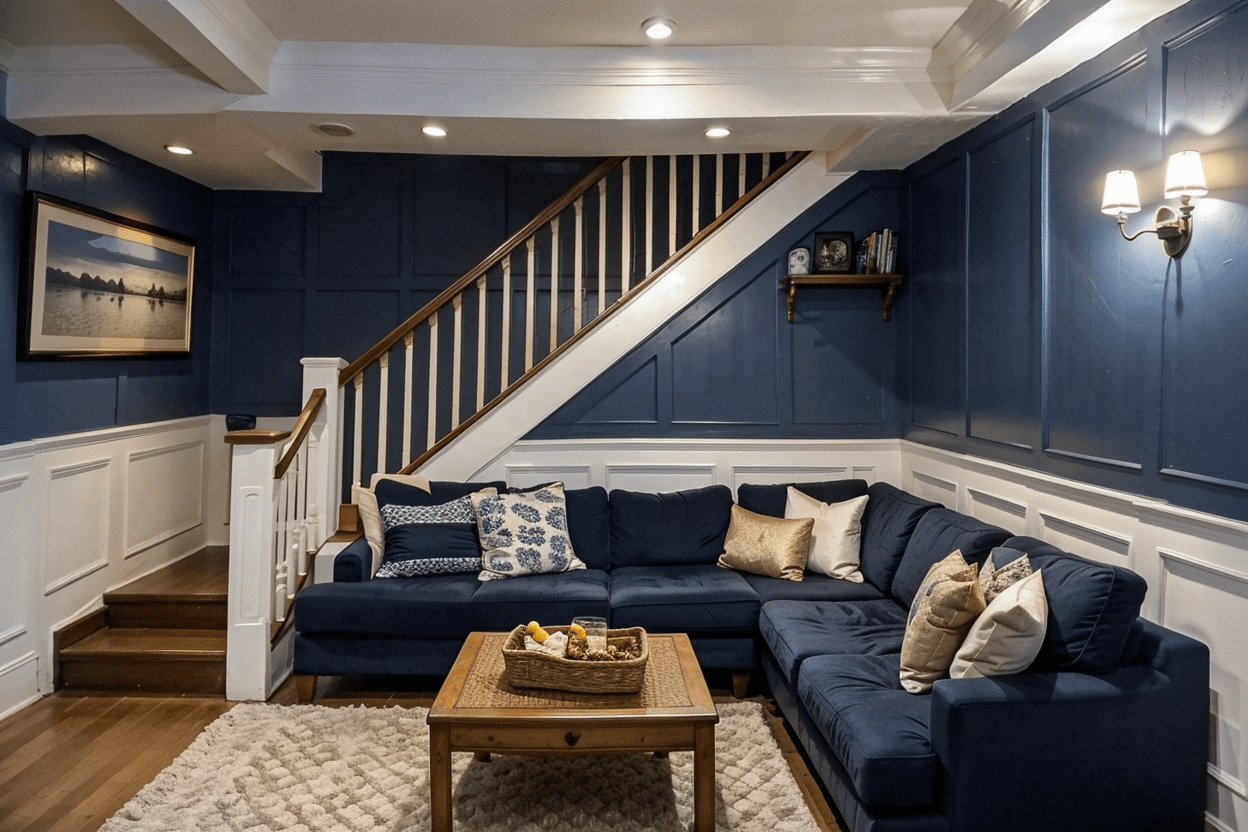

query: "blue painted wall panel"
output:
902 0 1248 521
909 158 966 437
0 132 213 444
531 172 906 440
967 119 1038 451
228 204 306 276
226 289 305 406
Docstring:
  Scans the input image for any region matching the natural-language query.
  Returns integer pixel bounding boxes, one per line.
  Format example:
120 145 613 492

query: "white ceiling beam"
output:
113 0 278 94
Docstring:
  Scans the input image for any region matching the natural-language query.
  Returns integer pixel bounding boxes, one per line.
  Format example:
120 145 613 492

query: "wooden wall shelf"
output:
781 274 904 322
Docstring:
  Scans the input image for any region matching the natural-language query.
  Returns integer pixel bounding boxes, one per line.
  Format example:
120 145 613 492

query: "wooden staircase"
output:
55 549 229 696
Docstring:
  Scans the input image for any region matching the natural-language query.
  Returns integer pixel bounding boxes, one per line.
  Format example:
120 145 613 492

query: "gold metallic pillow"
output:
717 505 814 581
899 549 986 693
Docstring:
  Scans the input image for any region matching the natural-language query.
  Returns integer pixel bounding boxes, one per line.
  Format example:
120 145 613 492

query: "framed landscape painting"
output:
23 193 195 358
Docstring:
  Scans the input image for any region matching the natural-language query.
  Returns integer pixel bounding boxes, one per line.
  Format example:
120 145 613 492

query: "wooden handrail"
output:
222 387 327 481
274 388 327 479
400 150 812 473
339 156 626 386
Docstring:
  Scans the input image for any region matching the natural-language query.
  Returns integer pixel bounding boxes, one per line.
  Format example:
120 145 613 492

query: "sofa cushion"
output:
609 564 759 633
472 483 587 580
608 485 733 568
736 478 869 519
797 653 938 807
565 486 610 571
899 550 987 693
468 569 611 627
890 509 1011 607
950 568 1048 679
1003 536 1148 673
742 572 888 605
859 483 940 594
717 505 813 581
374 495 481 578
785 489 869 581
295 573 486 637
760 599 909 687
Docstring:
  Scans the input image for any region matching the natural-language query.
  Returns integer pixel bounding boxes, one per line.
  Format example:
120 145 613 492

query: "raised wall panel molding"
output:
503 464 593 490
0 652 40 723
44 458 111 594
0 473 30 649
1038 511 1131 561
730 465 854 489
1157 548 1248 625
29 416 212 454
911 471 958 506
967 487 1027 518
125 441 206 557
604 464 718 494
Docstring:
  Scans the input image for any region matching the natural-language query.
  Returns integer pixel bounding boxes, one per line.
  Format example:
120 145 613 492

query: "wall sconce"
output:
1101 150 1207 258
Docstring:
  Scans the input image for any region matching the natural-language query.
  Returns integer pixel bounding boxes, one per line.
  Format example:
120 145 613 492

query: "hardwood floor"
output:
0 675 844 832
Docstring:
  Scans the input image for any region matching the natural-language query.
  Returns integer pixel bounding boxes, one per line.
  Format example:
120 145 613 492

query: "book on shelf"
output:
859 228 899 274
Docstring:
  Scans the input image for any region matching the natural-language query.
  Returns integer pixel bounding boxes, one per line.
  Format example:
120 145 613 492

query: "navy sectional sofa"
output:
291 478 1209 832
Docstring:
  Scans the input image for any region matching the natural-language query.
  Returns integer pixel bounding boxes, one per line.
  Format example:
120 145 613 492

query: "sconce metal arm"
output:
1114 195 1194 258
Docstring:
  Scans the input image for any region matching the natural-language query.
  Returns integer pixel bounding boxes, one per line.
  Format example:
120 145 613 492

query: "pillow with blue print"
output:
471 482 587 580
374 495 483 578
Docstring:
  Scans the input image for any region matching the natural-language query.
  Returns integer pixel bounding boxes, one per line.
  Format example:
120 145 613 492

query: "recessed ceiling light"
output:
316 122 356 138
165 145 193 155
642 16 675 40
704 127 730 139
422 125 448 138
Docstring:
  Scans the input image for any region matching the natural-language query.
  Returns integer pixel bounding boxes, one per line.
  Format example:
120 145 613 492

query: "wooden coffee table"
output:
427 631 719 832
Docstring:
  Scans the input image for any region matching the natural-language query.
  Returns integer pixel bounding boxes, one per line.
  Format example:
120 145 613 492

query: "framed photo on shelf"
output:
787 246 811 275
22 193 195 358
813 231 854 274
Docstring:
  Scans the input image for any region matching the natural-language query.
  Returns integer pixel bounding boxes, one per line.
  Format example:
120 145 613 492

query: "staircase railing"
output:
222 377 340 701
338 150 807 493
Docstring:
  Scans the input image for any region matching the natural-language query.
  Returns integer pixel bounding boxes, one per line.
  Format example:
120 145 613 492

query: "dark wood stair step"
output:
102 547 228 630
58 629 227 695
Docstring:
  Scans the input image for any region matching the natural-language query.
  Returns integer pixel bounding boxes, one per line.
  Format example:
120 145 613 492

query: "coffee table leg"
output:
693 722 715 832
429 726 452 832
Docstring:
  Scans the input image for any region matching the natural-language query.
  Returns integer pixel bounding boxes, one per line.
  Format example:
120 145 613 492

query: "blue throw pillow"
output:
375 496 483 578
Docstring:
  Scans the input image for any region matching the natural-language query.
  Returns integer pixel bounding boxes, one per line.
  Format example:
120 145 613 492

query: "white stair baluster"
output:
376 351 389 474
573 198 584 332
351 375 364 490
402 331 414 464
426 314 438 450
549 216 559 354
597 180 607 315
621 158 631 292
525 237 536 371
451 295 463 429
501 257 512 389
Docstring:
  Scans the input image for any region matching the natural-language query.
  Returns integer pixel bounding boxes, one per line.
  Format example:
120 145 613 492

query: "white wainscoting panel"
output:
503 464 593 490
910 471 958 507
0 474 30 648
966 487 1028 534
126 441 205 556
0 653 40 722
44 458 111 594
605 463 718 493
1037 511 1132 568
473 439 902 497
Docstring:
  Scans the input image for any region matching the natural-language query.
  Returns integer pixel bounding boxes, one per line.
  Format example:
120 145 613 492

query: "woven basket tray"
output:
501 625 648 694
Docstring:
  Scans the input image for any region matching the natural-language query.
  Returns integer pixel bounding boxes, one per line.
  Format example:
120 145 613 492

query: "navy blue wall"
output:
211 153 603 416
903 0 1248 521
0 107 215 444
530 172 907 439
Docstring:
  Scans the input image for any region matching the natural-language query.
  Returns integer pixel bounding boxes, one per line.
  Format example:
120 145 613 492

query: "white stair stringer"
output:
419 152 850 482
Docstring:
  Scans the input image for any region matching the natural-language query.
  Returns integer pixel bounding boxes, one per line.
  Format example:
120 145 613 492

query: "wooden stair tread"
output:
104 548 228 603
60 629 226 660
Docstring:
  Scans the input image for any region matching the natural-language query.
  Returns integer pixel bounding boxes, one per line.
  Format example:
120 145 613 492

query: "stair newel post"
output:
301 357 346 541
225 438 281 701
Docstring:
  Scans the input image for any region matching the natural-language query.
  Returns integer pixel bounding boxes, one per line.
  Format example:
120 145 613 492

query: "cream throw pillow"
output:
353 473 432 575
899 550 986 694
951 569 1048 679
718 505 814 581
784 488 867 581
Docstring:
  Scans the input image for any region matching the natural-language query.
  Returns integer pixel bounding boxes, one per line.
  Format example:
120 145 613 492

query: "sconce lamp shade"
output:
1164 151 1207 198
1102 170 1142 215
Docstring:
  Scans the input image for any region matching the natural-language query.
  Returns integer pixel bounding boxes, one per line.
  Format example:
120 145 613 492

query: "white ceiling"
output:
0 0 1189 191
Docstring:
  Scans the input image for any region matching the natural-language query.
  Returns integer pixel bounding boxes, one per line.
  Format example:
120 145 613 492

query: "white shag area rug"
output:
100 701 821 832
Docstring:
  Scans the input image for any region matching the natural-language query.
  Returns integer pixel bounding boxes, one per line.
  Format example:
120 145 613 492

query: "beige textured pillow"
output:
784 488 867 581
717 505 814 581
354 473 432 574
899 550 986 693
980 549 1033 604
951 569 1048 679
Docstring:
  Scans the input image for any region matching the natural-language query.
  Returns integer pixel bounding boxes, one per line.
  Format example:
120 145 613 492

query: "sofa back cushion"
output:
1003 536 1148 673
373 478 506 507
565 486 610 571
859 483 941 594
890 509 1011 606
608 485 733 568
736 479 868 519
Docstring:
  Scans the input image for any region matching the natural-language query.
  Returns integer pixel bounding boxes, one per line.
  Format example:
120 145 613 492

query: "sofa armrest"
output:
929 625 1208 832
333 537 374 582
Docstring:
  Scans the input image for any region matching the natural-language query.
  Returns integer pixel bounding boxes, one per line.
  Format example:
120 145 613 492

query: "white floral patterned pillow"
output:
471 483 587 580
